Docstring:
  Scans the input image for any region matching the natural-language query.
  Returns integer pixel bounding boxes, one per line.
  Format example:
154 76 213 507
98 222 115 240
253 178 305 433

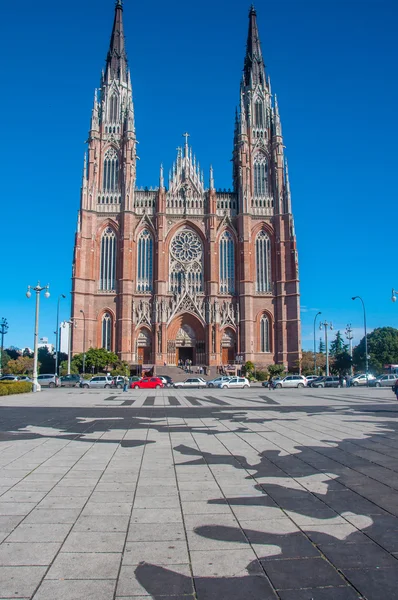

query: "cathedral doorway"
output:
221 328 236 365
167 315 205 366
137 329 152 365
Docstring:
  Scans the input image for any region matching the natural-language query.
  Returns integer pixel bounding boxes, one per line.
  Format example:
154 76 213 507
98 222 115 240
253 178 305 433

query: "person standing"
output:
123 376 129 392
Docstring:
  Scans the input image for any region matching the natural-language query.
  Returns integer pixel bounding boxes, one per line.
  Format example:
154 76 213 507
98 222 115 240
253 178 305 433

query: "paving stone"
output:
194 574 278 599
321 540 398 569
6 523 72 543
0 514 24 532
130 508 183 524
116 563 193 597
0 566 47 597
45 552 121 579
133 495 180 509
73 515 130 532
33 579 116 600
127 523 185 542
123 541 189 565
0 490 47 503
0 502 36 515
343 567 398 600
62 531 125 552
47 485 94 497
23 508 80 524
278 586 363 599
81 502 133 516
37 496 87 509
263 557 345 590
190 548 261 577
0 542 61 566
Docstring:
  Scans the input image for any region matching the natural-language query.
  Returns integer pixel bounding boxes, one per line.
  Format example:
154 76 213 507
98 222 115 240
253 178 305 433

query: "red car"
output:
130 377 164 389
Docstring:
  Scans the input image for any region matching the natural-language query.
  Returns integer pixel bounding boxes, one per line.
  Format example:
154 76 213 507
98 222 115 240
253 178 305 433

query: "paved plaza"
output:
0 387 398 599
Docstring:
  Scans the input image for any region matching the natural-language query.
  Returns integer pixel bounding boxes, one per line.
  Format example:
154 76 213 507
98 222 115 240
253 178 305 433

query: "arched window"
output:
103 147 119 192
109 94 118 122
219 231 235 294
256 230 271 292
255 100 264 128
260 315 270 352
254 158 268 197
100 227 117 291
102 313 112 351
137 229 153 292
169 228 203 295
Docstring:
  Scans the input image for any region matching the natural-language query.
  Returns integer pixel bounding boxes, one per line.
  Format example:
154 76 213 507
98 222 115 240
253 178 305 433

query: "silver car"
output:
37 374 61 388
81 376 113 389
217 377 250 389
369 374 398 388
173 378 207 389
274 375 307 389
206 376 231 388
349 374 376 387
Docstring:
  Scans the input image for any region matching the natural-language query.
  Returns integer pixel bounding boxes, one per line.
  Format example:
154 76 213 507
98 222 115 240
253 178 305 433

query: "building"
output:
38 337 54 354
71 2 301 370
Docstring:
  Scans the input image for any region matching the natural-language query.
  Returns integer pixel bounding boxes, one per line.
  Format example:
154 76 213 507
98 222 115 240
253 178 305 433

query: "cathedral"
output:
71 1 301 371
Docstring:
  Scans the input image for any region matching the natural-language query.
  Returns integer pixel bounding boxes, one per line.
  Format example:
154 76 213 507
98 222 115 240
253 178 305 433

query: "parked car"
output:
349 374 376 387
157 375 173 388
217 377 250 389
81 376 113 389
368 374 398 388
207 376 231 388
173 378 207 389
306 375 319 383
0 375 20 381
37 374 61 388
131 377 164 389
262 377 282 388
60 374 82 388
274 375 307 389
111 376 126 389
18 376 32 382
309 376 341 388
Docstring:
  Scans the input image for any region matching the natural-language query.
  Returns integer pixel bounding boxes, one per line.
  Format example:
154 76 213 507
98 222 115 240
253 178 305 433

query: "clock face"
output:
171 229 202 263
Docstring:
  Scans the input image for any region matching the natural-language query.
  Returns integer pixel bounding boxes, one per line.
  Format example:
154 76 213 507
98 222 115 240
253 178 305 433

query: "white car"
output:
349 374 376 387
173 378 207 389
217 377 250 389
274 375 307 389
206 376 231 388
81 376 113 389
306 375 318 383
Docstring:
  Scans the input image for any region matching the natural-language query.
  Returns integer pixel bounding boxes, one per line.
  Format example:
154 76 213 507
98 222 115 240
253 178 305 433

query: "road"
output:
0 386 397 599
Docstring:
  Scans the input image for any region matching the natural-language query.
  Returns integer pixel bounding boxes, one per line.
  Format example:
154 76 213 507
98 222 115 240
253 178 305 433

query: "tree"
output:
5 347 20 360
38 348 55 374
329 331 348 357
331 352 352 375
353 327 398 374
0 350 11 373
268 364 286 377
299 351 326 375
71 348 119 374
6 356 34 375
318 338 325 354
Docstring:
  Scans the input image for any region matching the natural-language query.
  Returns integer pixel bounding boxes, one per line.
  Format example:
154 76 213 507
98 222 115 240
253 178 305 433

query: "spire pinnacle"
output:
244 5 265 87
105 0 128 83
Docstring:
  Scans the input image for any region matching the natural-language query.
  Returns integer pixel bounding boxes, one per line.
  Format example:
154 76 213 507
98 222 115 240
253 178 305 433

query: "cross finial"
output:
183 132 190 144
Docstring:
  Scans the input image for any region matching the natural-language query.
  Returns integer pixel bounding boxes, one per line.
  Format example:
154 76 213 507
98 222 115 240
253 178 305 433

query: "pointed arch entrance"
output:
167 313 205 366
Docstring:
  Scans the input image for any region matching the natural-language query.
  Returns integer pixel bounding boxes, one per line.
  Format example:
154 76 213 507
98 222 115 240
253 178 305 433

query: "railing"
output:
134 189 157 214
97 193 121 205
216 192 237 216
166 196 206 215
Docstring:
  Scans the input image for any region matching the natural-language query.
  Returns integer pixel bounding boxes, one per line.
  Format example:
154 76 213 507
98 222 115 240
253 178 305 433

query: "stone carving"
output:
220 300 236 328
134 298 152 327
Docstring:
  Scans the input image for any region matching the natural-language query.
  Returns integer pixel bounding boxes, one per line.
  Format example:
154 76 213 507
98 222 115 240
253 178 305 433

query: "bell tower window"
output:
100 227 117 291
109 94 118 122
254 158 268 197
102 312 112 351
255 100 264 128
137 229 153 292
219 231 235 294
103 147 119 192
260 315 270 352
256 230 271 292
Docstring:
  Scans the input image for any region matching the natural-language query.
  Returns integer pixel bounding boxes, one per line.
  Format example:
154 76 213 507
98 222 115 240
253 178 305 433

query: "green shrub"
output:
0 382 32 396
256 370 268 382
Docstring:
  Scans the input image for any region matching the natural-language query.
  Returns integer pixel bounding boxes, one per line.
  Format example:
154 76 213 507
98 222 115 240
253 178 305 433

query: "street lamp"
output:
80 309 86 375
352 296 368 385
55 294 66 376
345 324 354 376
26 282 50 392
62 319 76 375
319 320 333 376
391 289 398 303
313 311 322 374
0 318 9 377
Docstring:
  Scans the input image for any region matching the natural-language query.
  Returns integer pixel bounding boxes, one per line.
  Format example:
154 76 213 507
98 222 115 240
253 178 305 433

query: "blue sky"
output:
0 0 397 352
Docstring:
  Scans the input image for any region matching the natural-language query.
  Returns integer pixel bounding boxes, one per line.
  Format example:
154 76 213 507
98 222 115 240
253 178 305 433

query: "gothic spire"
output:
243 5 266 88
105 0 128 83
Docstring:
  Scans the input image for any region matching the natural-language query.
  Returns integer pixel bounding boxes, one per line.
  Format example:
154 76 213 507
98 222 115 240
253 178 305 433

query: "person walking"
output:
123 375 129 392
393 379 398 400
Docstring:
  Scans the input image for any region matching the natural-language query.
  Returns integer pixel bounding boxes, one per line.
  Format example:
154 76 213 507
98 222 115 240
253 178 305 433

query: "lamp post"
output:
80 309 86 375
0 318 9 377
352 296 368 386
62 319 76 375
55 294 66 376
319 320 333 376
345 324 354 376
313 311 322 374
26 282 50 392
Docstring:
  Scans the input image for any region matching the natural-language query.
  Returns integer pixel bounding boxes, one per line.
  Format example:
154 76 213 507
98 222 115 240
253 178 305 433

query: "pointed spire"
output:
105 0 128 83
273 94 282 137
244 5 266 87
210 165 214 190
284 157 292 213
159 163 164 188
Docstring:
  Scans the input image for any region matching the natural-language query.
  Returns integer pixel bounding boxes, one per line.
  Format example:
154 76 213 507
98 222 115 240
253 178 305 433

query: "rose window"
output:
171 229 202 263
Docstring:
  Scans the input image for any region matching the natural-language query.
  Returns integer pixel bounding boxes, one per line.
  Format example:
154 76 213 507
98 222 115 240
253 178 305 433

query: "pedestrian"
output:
123 375 129 392
393 379 398 400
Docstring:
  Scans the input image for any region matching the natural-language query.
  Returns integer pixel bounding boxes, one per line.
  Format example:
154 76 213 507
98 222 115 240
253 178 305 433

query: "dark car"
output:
60 374 82 388
309 376 341 388
157 375 173 388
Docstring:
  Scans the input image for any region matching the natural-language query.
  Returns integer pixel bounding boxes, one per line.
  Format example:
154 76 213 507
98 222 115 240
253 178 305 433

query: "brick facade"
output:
71 3 301 371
